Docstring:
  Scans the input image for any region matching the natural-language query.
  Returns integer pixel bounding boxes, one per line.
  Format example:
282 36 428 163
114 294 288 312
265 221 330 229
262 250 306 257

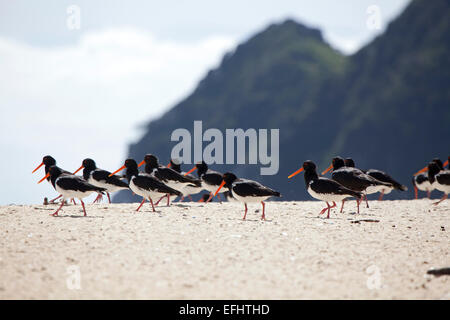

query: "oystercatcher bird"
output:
32 155 76 204
109 159 182 212
322 157 391 213
344 158 407 200
138 154 201 205
38 166 106 216
289 160 362 218
185 161 226 202
427 161 450 205
213 172 281 220
73 158 129 203
167 158 203 202
413 158 445 199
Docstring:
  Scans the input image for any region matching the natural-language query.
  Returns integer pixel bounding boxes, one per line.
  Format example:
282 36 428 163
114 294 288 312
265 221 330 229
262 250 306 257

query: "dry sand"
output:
0 199 449 299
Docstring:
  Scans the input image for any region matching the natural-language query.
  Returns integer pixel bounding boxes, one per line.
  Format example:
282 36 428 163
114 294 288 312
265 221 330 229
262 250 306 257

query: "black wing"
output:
415 173 429 184
436 170 450 186
154 167 201 186
133 175 182 196
57 175 106 193
367 169 407 191
232 179 281 197
92 169 129 188
312 177 361 198
202 170 224 186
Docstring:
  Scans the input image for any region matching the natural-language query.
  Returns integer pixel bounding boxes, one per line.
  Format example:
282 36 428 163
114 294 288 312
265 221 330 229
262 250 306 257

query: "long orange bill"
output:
321 164 333 175
214 180 226 197
443 160 449 168
108 165 126 177
167 163 171 168
137 160 145 167
184 166 196 176
38 172 50 184
73 165 84 175
288 167 304 179
414 166 428 176
32 162 44 173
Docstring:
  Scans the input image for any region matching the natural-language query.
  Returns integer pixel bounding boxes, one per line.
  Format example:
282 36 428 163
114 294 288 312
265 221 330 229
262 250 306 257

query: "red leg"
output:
166 194 170 206
180 195 185 202
242 203 248 220
364 194 369 208
80 199 87 216
378 190 385 201
206 192 214 203
340 199 346 213
49 194 62 203
261 202 266 220
136 198 146 211
433 194 448 206
51 200 65 216
93 193 102 204
154 195 166 206
319 202 329 216
149 197 156 212
71 198 77 205
356 198 360 214
217 193 222 202
414 186 418 199
107 193 111 204
427 191 431 199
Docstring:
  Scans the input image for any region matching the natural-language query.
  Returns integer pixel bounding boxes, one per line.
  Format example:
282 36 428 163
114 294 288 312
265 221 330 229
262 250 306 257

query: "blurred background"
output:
1 0 448 204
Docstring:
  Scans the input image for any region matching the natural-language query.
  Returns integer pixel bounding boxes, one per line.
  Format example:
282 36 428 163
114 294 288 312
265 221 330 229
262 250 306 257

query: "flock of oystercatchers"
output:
33 155 449 219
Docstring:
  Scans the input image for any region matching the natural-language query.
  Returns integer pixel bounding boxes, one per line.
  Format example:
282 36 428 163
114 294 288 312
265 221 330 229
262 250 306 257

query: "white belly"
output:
88 176 126 193
231 190 272 203
307 186 353 202
433 181 450 194
182 184 203 196
417 180 433 192
366 185 393 195
55 182 97 200
130 179 166 200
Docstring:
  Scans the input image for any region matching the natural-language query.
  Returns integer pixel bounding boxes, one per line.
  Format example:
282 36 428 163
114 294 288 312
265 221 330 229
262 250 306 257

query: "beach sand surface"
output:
0 199 449 299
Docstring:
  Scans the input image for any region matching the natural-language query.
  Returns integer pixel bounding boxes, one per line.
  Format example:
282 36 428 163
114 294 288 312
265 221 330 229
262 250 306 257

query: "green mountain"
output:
115 0 450 202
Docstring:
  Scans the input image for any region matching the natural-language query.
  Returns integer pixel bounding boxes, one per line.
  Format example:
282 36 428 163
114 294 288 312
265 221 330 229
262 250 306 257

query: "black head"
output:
427 162 441 183
195 161 208 176
144 154 159 168
332 157 345 170
222 172 238 187
432 158 444 170
302 160 316 172
48 165 63 178
42 155 56 167
124 159 138 169
82 158 96 170
169 159 181 173
344 158 355 168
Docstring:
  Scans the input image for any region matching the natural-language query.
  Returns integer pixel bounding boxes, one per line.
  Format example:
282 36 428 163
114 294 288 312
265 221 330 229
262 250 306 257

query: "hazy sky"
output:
0 0 409 204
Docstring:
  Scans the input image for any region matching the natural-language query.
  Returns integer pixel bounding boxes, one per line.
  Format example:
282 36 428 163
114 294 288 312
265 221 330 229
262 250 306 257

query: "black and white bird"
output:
168 158 203 202
138 154 201 205
427 161 450 205
185 161 227 202
32 155 76 204
214 172 281 220
289 160 362 218
322 157 391 213
344 158 407 200
109 159 182 212
73 158 129 203
38 166 106 216
413 158 445 199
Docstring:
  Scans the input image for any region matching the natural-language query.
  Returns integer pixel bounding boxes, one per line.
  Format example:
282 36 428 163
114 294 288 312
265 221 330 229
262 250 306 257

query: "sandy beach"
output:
0 199 448 299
